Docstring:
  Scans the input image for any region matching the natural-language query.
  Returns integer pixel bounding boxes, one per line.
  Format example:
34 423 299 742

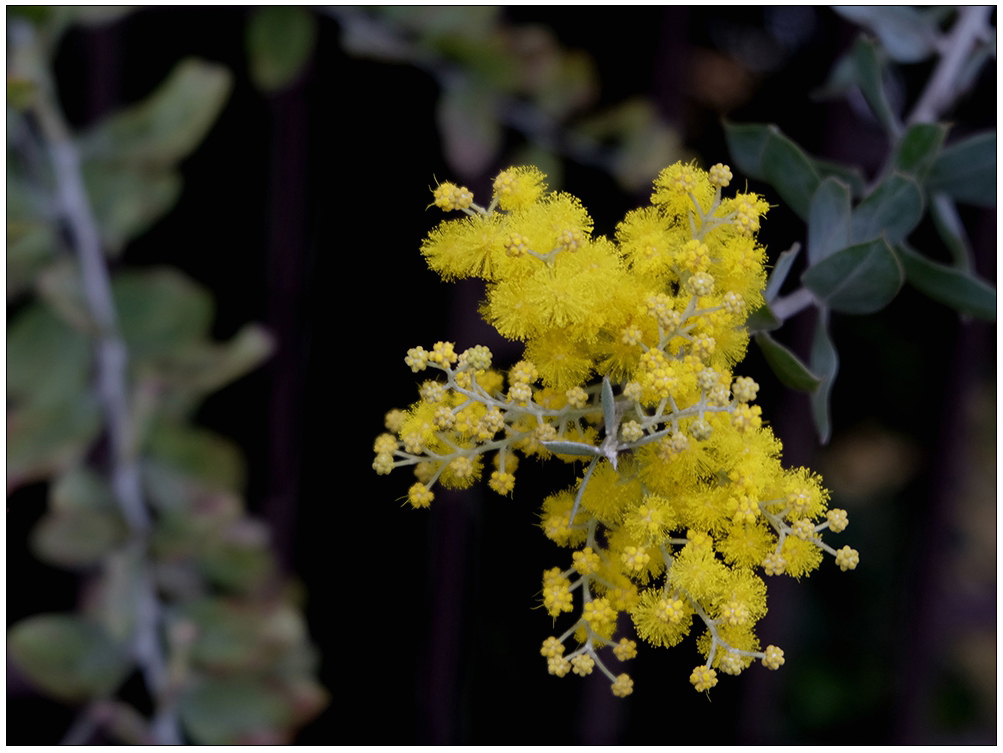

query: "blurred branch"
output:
9 19 180 745
325 6 616 173
907 6 994 125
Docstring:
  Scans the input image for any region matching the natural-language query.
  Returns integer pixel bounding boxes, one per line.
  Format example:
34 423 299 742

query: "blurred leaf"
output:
7 301 91 406
380 5 500 41
78 57 232 169
754 332 822 392
31 508 128 567
436 77 503 181
36 258 97 334
802 237 904 314
809 310 839 445
179 677 296 745
7 76 36 110
896 243 996 320
746 301 782 333
576 99 683 192
833 7 938 63
7 396 103 489
158 324 275 397
8 614 132 702
246 6 318 94
849 35 901 135
7 222 57 297
812 48 858 101
527 46 597 119
70 6 136 27
50 465 117 513
849 173 924 245
178 598 306 673
893 122 948 179
925 132 996 207
764 242 802 301
82 162 183 255
723 122 820 219
808 178 852 265
198 520 276 595
112 267 214 362
32 466 126 567
145 422 246 505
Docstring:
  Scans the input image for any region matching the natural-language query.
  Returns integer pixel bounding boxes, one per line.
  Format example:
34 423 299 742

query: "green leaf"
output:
802 237 904 314
7 222 57 298
246 6 318 94
926 132 996 207
809 310 839 445
7 302 92 407
896 244 996 320
764 243 802 302
808 178 852 265
746 301 782 333
723 122 820 219
50 465 117 513
893 122 948 178
436 78 503 181
82 162 183 255
849 35 901 135
78 57 232 169
179 678 295 745
144 423 246 508
754 332 822 392
832 6 938 63
31 508 127 567
7 397 103 490
112 267 214 362
8 614 132 702
157 324 275 397
850 173 924 245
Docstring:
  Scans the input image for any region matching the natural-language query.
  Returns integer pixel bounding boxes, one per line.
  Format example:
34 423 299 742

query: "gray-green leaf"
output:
893 122 948 179
850 173 924 245
809 309 839 444
808 177 852 265
802 237 904 314
849 35 901 135
925 132 996 208
723 122 820 220
754 332 822 392
833 7 938 63
764 243 802 302
896 244 996 320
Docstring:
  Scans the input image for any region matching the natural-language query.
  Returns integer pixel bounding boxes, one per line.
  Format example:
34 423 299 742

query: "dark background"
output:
7 6 996 744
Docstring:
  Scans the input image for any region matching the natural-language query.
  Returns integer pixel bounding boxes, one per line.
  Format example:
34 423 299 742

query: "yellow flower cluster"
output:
374 163 858 697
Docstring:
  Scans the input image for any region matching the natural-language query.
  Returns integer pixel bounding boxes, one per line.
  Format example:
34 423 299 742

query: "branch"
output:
907 6 995 125
10 20 181 745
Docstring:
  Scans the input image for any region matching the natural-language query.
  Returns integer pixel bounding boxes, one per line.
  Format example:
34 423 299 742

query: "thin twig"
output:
770 287 816 321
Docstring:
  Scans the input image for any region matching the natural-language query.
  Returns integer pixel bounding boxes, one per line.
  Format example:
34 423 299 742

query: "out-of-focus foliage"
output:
328 6 684 191
7 7 327 744
725 6 996 443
